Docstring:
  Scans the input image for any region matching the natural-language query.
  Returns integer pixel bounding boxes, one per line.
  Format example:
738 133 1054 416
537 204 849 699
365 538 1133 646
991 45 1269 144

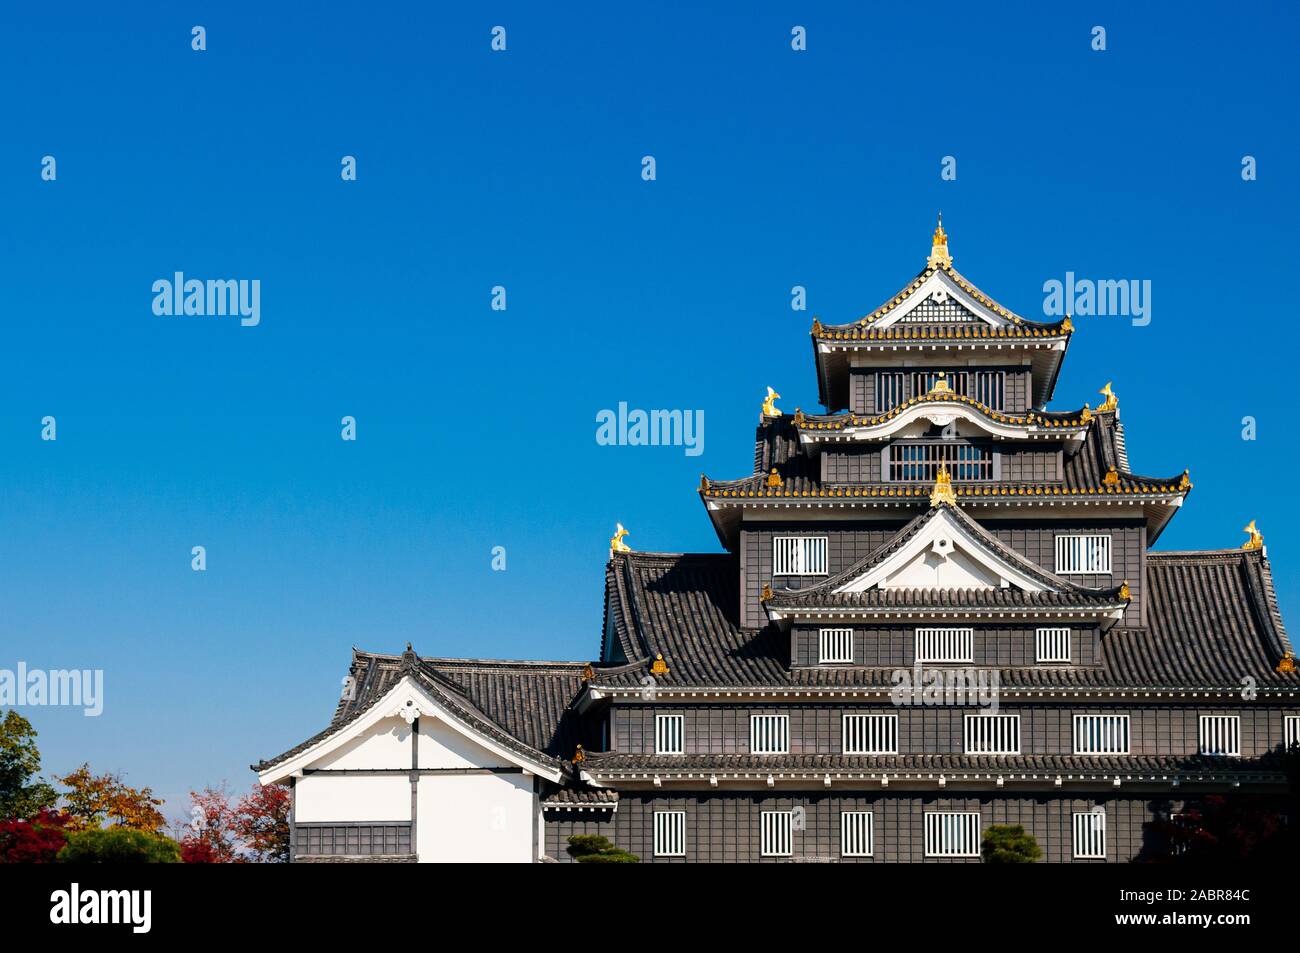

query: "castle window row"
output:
814 626 1081 665
773 534 1114 579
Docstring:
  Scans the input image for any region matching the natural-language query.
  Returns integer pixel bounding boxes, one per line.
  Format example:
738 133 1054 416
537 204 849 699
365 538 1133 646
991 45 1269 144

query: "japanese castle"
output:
255 220 1298 862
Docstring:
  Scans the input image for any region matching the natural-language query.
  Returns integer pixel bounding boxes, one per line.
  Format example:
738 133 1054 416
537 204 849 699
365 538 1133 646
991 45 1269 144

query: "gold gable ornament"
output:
810 319 823 335
1277 651 1297 675
1119 580 1132 602
698 474 711 493
793 408 805 427
1061 315 1074 333
1179 470 1192 491
580 663 595 683
1080 403 1093 424
1242 520 1264 551
649 653 669 676
766 468 783 488
1098 382 1119 413
760 583 773 603
1103 467 1120 486
929 465 957 507
761 386 782 418
927 372 954 395
927 213 952 269
572 744 586 764
610 523 632 555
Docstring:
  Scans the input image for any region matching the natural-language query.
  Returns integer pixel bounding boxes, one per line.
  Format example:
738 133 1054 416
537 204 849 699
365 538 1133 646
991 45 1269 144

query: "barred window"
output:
773 536 828 575
1036 627 1072 663
908 369 1005 410
760 810 793 857
655 714 683 755
750 714 790 754
819 628 854 663
1055 534 1112 574
1073 811 1106 859
915 628 974 663
1073 715 1130 754
1286 715 1300 750
875 372 905 412
843 713 899 755
887 441 993 482
964 714 1020 754
924 812 980 857
653 811 685 857
841 812 874 857
1199 715 1241 757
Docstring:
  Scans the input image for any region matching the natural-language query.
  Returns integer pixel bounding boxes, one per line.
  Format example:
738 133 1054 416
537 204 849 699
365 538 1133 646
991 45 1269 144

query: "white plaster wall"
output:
311 715 412 770
416 771 535 863
418 714 513 769
295 774 410 823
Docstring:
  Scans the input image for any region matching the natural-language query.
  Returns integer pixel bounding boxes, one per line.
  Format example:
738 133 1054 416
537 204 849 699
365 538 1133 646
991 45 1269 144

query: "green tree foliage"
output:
981 824 1042 863
566 833 640 863
57 827 181 864
0 711 57 820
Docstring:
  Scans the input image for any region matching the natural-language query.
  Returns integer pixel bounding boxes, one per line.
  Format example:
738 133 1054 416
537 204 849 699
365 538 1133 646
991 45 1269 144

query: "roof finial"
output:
610 522 632 555
1098 381 1119 413
928 212 952 268
929 464 957 507
761 386 782 418
1242 520 1264 551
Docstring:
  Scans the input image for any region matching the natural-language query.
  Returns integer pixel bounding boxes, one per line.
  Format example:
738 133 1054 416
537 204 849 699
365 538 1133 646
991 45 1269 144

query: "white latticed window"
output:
841 812 874 857
843 713 898 754
760 811 793 857
750 714 790 754
915 628 974 663
1199 715 1241 756
924 812 981 857
653 811 685 857
1055 534 1112 574
1073 811 1106 859
773 536 827 575
819 628 854 663
1286 715 1300 749
1073 715 1130 754
964 714 1020 754
1036 627 1071 663
655 714 683 755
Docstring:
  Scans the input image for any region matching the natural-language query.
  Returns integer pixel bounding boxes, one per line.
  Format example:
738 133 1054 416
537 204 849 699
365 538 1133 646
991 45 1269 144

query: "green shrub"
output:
981 824 1042 864
566 833 639 863
57 827 182 864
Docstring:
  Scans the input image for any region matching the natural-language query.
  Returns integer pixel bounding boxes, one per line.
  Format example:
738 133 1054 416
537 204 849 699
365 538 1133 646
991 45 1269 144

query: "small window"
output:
653 811 686 857
1036 627 1071 663
924 812 980 857
750 714 790 754
1073 715 1130 755
964 714 1020 754
655 714 683 755
773 537 828 576
841 812 874 857
915 628 974 663
1055 534 1112 574
1286 715 1300 750
819 628 854 663
760 811 793 857
843 713 899 754
1073 810 1106 859
1199 715 1241 757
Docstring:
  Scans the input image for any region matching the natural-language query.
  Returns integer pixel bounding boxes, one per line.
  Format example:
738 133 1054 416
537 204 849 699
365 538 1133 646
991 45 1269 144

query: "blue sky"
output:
1 1 1297 813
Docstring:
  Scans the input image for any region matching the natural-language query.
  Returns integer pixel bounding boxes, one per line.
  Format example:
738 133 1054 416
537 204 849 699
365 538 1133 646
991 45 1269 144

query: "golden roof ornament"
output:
927 212 952 269
1119 580 1132 602
1061 315 1074 333
810 318 822 335
1179 470 1192 491
1242 520 1264 551
760 583 773 603
609 522 632 555
766 467 783 488
761 386 782 418
649 653 669 676
929 464 957 507
1080 403 1093 423
580 662 595 683
793 407 805 426
572 744 586 764
698 474 710 493
1103 467 1120 486
927 372 954 395
1277 651 1297 675
1098 382 1119 413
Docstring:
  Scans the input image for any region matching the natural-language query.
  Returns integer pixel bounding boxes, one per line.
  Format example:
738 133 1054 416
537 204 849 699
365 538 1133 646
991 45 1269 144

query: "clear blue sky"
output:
2 2 1297 814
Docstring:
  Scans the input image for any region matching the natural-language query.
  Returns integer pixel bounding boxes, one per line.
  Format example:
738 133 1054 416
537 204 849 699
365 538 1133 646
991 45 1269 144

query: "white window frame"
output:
1286 715 1300 750
654 713 684 755
915 627 974 663
1035 627 1071 663
1073 810 1107 859
842 713 899 755
1198 715 1241 757
773 536 828 576
653 810 686 857
924 811 981 858
750 714 790 755
840 811 874 857
1054 534 1112 574
818 627 854 664
1073 714 1131 755
760 810 793 857
963 713 1020 755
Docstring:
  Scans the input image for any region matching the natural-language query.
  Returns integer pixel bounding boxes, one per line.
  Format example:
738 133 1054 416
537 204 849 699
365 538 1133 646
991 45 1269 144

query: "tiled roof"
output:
542 788 620 805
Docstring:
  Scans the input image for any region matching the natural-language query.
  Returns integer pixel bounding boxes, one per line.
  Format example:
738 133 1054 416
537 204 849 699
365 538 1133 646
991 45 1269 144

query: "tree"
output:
57 763 165 832
0 711 57 820
981 824 1042 863
235 783 290 863
57 827 181 863
0 809 70 862
1144 795 1289 862
566 833 639 863
179 785 240 862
